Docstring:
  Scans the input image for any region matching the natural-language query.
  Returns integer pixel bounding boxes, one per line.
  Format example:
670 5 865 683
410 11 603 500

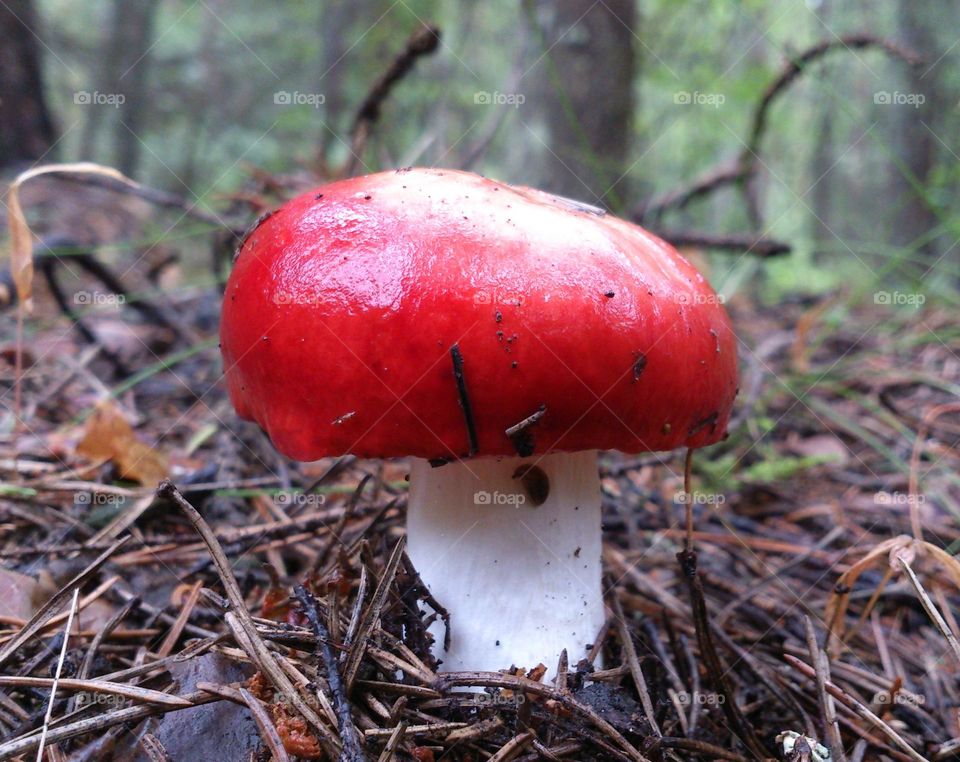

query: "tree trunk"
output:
0 0 56 170
888 0 945 262
809 0 835 254
526 0 636 211
108 0 160 176
175 0 224 189
317 0 356 161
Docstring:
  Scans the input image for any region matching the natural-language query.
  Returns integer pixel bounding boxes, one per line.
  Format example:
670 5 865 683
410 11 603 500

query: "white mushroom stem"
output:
406 450 605 679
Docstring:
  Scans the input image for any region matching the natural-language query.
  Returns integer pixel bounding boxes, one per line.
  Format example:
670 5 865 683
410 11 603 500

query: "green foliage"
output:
31 0 960 307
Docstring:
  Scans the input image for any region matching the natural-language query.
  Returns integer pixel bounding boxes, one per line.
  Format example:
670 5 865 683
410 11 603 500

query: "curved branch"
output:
45 172 245 234
635 34 922 227
346 23 441 176
654 230 790 257
740 34 923 175
637 162 745 223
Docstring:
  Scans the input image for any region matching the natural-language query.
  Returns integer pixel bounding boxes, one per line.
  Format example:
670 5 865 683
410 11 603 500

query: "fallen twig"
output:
784 654 928 762
157 480 342 759
676 549 768 759
0 676 191 708
294 585 365 762
434 672 651 762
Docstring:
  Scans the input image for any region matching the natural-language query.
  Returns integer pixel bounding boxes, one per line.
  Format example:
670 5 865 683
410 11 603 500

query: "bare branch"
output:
635 34 922 230
741 34 922 174
654 230 791 257
346 24 441 176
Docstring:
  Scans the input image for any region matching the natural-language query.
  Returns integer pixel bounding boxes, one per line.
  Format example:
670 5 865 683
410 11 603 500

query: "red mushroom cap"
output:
221 168 738 461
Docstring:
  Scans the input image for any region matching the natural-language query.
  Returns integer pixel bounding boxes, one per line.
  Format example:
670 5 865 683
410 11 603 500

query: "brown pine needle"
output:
34 588 78 762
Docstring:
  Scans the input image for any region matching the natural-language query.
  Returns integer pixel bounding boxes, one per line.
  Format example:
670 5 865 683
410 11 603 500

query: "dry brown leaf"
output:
6 162 134 313
0 569 116 633
7 186 33 313
77 401 168 486
0 567 45 621
8 164 140 430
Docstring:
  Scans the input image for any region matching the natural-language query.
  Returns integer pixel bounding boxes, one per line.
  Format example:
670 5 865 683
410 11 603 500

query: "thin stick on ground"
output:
899 558 960 666
138 733 173 762
343 538 407 691
237 686 291 762
676 549 768 759
294 585 365 762
157 480 341 759
487 729 535 761
606 579 661 737
0 691 216 761
784 655 928 762
34 588 78 762
0 677 192 707
76 595 138 682
375 720 407 762
683 448 695 552
434 671 652 762
804 616 845 762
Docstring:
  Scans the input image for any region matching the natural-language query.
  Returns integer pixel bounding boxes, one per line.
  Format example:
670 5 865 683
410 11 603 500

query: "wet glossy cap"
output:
220 168 738 461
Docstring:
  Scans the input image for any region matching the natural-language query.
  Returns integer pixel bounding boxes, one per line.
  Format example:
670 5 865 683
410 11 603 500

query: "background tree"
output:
108 0 159 176
886 0 952 263
15 0 959 295
0 0 56 170
524 0 636 209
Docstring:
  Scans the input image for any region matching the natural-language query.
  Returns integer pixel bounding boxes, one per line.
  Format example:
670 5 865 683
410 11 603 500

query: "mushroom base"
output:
407 451 605 679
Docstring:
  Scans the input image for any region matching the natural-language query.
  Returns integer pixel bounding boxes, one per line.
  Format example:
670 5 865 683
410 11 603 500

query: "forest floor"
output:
1 281 959 761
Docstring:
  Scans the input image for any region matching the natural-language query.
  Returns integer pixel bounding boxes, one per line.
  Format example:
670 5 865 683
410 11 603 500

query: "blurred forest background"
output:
2 3 960 759
3 0 958 304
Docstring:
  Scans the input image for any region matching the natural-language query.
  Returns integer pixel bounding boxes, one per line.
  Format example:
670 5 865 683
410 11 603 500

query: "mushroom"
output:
220 168 737 677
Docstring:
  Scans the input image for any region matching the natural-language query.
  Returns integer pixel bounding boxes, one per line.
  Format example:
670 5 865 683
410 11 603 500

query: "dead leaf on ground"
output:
77 401 169 486
0 568 45 621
